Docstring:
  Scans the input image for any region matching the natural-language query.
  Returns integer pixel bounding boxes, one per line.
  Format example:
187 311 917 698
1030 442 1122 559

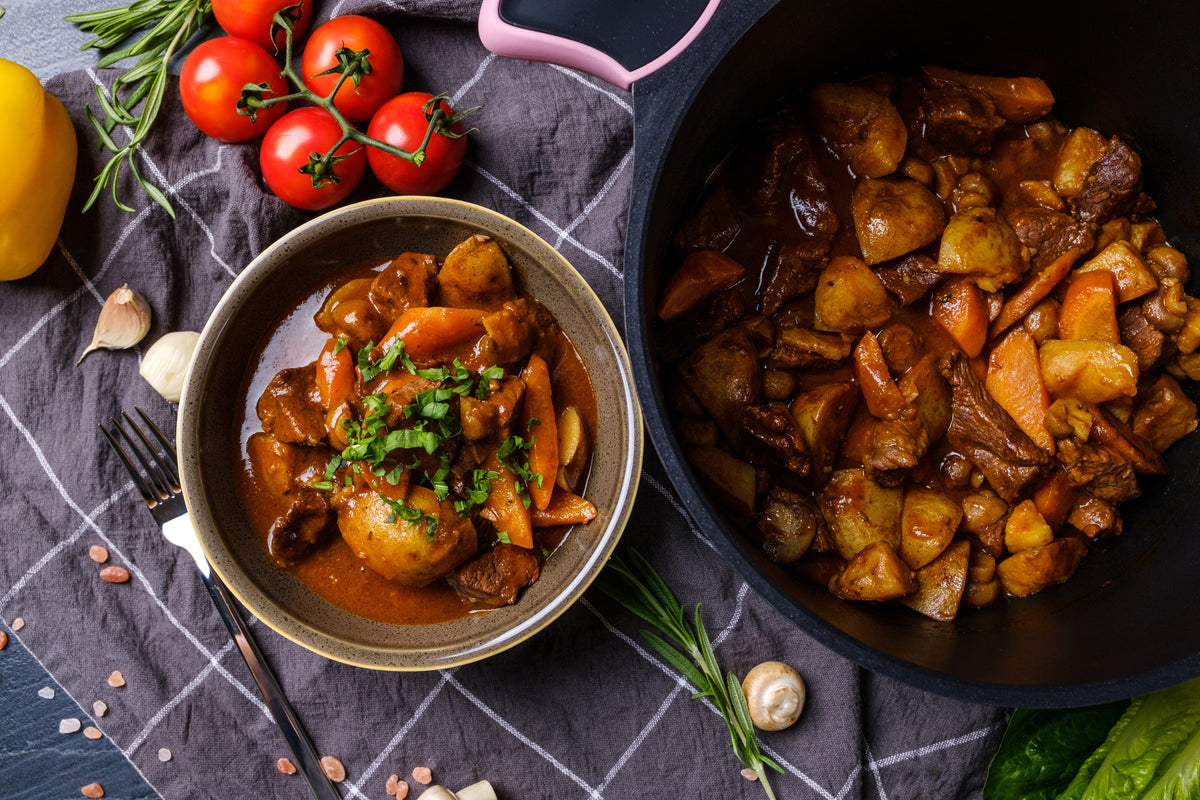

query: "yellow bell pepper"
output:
0 57 77 281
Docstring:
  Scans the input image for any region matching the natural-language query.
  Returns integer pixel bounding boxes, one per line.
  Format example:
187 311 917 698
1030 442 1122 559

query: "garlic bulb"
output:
140 331 200 403
77 284 152 364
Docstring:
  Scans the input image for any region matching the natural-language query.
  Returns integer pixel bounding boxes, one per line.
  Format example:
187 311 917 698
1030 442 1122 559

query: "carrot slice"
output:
1058 270 1120 343
989 248 1079 339
315 336 355 410
531 490 598 527
519 353 558 511
931 277 989 357
657 250 746 321
378 307 485 363
482 452 533 549
986 329 1053 453
853 331 907 420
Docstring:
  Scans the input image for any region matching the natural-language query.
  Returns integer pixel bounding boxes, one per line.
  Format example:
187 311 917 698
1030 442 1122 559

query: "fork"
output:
100 408 342 800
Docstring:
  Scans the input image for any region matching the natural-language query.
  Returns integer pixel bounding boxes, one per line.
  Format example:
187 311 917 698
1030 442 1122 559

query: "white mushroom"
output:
741 661 806 731
418 781 497 800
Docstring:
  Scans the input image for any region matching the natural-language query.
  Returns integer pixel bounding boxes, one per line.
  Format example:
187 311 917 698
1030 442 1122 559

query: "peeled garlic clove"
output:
77 284 152 364
140 331 200 403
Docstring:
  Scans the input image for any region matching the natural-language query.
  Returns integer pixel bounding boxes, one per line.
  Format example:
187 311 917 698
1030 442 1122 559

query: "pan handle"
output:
478 0 722 91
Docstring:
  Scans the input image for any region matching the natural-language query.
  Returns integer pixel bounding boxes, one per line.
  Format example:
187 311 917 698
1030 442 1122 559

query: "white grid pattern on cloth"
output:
0 19 1004 800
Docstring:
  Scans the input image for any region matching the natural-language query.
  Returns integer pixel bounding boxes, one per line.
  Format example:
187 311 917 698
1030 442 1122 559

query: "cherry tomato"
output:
300 15 404 123
260 107 367 210
211 0 314 52
366 93 467 195
179 36 287 143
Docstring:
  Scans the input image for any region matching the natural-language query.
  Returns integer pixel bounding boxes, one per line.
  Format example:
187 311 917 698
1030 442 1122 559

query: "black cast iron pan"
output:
479 0 1200 707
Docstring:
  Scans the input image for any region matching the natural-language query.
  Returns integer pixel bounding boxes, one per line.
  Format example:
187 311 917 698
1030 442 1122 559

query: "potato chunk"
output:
810 83 907 178
679 327 763 449
819 468 903 560
336 485 478 587
1004 499 1054 553
685 445 757 517
852 178 946 265
900 488 962 569
1039 339 1139 403
830 541 916 602
790 382 858 481
996 537 1087 597
437 234 517 311
1074 241 1158 302
814 256 893 332
937 207 1028 291
900 539 970 621
1053 127 1108 198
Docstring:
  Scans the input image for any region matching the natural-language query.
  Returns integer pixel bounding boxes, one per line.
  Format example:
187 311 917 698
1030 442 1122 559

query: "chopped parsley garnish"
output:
496 531 512 545
497 432 542 508
332 335 349 355
453 468 499 514
379 495 440 542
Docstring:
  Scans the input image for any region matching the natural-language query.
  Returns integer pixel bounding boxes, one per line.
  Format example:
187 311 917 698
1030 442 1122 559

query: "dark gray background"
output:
0 2 1005 798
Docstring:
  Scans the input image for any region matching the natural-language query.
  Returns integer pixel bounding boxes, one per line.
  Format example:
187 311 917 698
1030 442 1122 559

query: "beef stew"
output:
659 67 1199 622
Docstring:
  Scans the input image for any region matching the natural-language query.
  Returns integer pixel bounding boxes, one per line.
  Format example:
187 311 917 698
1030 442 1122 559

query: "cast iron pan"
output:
480 0 1200 707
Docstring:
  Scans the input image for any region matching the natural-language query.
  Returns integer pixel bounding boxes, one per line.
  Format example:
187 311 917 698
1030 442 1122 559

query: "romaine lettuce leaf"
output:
982 701 1129 800
1142 716 1200 800
1072 678 1200 800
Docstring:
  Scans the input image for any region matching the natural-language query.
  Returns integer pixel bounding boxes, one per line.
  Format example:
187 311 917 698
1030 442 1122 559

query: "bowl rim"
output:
178 195 644 670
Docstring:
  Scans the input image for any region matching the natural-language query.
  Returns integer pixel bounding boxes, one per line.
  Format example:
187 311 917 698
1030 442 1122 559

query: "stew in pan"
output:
659 67 1199 621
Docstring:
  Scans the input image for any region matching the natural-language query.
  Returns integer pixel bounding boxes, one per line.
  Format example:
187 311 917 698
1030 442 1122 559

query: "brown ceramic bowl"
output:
177 197 642 670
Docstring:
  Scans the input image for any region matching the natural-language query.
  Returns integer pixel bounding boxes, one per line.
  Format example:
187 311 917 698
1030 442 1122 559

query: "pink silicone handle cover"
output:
478 0 722 91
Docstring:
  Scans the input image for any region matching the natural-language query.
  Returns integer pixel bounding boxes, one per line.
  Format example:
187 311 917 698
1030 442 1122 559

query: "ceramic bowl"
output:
177 197 642 670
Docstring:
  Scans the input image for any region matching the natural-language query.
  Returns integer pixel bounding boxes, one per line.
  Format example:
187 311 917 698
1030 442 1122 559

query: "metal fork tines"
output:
100 408 184 524
100 408 342 800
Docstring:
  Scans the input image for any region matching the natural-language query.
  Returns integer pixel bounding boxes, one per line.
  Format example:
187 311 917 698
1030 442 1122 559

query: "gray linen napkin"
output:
0 1 1005 797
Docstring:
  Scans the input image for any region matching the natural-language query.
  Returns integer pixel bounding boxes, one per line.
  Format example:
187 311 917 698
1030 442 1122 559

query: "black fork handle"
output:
202 571 342 800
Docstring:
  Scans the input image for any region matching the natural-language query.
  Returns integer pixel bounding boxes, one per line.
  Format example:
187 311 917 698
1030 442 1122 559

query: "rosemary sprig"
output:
595 549 783 798
66 0 214 217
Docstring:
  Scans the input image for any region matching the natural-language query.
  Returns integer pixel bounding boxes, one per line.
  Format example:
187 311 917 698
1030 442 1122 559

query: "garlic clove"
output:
77 284 153 364
140 331 200 403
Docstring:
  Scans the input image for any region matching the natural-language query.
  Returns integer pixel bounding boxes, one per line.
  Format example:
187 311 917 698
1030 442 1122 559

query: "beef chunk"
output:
742 403 809 475
1074 136 1155 224
449 543 540 607
874 250 943 305
659 288 747 362
738 117 825 215
265 490 334 567
1007 207 1096 269
256 365 327 446
863 411 928 487
1119 304 1174 373
1085 402 1168 475
369 252 438 320
675 185 742 252
1131 374 1198 452
761 241 829 316
918 84 1005 155
1056 438 1141 503
940 352 1048 501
